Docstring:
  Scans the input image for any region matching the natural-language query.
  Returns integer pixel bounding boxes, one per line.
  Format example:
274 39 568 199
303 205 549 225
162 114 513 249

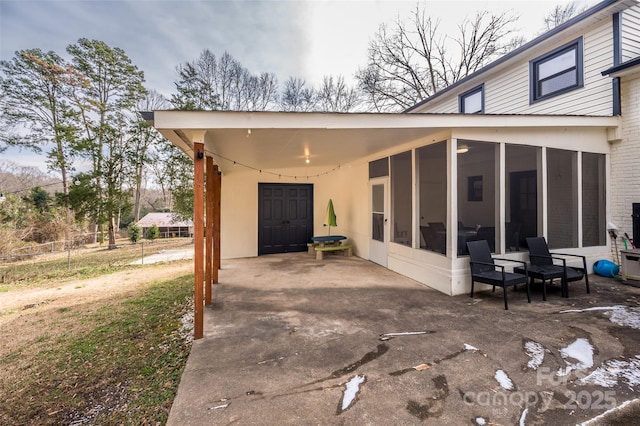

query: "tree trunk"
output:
108 215 117 249
134 166 142 222
90 222 98 244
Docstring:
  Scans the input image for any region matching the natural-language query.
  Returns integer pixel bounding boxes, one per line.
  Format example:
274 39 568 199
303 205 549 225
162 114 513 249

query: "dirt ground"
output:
0 261 192 324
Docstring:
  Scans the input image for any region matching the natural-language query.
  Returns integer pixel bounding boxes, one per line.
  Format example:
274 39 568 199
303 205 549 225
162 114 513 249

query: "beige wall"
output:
219 162 371 259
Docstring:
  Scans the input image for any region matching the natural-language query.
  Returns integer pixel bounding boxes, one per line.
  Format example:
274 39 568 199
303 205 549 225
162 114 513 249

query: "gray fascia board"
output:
140 111 154 123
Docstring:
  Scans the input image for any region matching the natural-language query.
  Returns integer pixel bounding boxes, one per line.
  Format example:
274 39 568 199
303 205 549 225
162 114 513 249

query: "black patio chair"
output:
428 222 446 233
421 224 446 254
467 226 495 252
514 237 589 299
466 240 531 310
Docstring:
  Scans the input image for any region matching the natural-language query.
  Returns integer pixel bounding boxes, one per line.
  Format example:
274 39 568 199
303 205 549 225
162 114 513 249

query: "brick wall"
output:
610 73 640 248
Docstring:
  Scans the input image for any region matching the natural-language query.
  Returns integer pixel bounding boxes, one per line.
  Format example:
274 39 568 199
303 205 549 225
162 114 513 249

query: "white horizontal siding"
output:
484 65 529 114
413 16 615 116
622 4 640 61
417 96 457 113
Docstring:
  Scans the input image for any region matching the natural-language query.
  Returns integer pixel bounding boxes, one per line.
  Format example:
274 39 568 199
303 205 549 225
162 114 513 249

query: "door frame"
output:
369 177 389 267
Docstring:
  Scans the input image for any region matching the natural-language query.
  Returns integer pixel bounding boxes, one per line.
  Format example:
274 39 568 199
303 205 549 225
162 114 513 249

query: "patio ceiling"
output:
195 127 438 172
150 110 619 174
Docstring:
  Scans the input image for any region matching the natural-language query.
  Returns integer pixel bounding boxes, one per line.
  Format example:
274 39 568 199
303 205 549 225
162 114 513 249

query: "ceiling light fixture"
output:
457 145 469 154
305 156 310 164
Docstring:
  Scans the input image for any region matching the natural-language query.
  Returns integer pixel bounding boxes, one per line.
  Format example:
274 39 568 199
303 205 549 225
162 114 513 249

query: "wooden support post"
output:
205 156 215 304
193 142 205 340
214 168 221 278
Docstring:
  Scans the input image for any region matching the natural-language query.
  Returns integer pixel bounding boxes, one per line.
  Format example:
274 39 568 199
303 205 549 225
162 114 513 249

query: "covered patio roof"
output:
148 111 620 173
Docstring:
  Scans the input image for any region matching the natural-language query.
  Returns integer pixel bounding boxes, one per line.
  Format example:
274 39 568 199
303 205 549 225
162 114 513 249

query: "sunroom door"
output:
370 178 388 266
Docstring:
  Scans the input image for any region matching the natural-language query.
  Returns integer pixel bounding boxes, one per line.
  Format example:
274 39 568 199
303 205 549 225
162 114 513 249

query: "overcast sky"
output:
1 0 593 173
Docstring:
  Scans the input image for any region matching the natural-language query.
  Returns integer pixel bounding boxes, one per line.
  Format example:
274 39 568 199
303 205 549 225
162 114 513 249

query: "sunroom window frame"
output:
529 37 583 104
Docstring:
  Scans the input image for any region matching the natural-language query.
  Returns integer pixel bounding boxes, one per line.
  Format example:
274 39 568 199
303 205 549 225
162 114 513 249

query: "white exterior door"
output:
370 178 389 266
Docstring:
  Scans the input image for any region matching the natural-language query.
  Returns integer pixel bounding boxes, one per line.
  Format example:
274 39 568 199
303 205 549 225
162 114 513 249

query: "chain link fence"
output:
0 233 96 263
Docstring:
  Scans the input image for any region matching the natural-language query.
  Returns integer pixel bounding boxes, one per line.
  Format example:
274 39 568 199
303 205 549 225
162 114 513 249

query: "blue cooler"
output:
593 259 619 277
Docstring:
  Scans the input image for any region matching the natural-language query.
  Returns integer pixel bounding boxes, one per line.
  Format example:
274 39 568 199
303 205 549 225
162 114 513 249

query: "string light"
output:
207 151 342 180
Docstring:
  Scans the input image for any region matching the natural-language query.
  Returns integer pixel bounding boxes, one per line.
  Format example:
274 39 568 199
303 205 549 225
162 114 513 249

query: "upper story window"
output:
459 84 484 113
530 38 583 103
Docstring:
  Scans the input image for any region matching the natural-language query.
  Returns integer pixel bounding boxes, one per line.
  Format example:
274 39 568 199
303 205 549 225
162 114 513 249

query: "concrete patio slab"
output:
168 253 640 425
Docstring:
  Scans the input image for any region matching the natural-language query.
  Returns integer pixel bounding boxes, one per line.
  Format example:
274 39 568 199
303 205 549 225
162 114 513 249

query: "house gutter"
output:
601 56 640 76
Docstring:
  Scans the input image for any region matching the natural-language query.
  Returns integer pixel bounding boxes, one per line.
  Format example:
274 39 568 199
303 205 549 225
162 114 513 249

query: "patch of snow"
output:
341 375 366 411
524 341 545 370
578 356 640 390
606 307 640 329
557 338 593 376
560 306 640 330
475 417 486 425
519 408 528 426
180 309 194 345
579 398 640 425
464 343 479 351
495 369 514 390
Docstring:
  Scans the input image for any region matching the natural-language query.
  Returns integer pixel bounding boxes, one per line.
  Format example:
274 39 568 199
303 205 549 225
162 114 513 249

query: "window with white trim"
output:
530 38 583 103
459 84 484 113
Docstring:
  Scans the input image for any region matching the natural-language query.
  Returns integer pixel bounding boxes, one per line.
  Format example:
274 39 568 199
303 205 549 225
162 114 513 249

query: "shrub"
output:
128 222 141 243
145 224 160 241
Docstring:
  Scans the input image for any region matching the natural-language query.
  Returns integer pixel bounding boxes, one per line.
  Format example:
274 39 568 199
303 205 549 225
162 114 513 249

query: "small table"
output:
311 235 347 245
309 235 347 255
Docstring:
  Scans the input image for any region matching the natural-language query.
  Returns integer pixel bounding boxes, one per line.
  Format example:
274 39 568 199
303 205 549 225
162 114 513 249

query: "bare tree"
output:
0 160 57 195
544 1 588 31
244 72 279 111
279 77 316 111
356 6 522 112
172 50 279 111
315 76 361 112
171 49 220 110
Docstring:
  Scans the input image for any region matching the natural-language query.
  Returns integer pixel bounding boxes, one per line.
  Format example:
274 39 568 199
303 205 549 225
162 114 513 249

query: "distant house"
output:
137 213 193 238
147 0 640 297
